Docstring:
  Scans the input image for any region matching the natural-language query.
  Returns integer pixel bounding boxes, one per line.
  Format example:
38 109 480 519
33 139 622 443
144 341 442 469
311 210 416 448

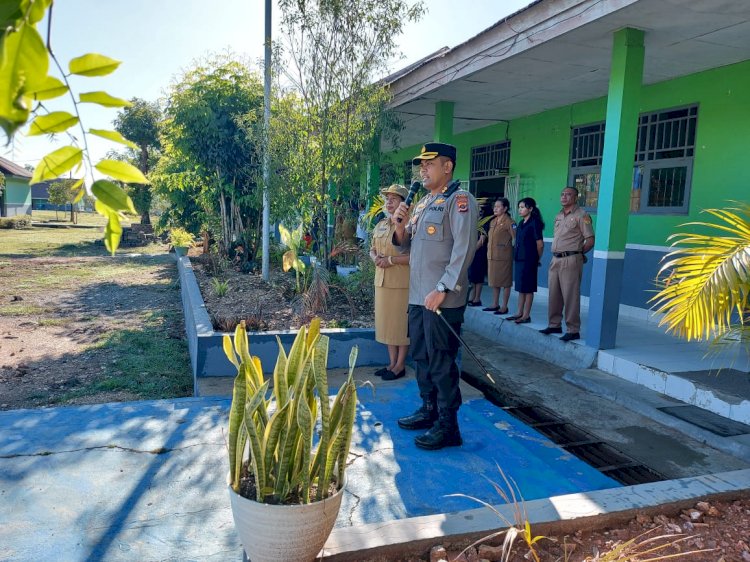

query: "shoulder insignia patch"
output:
455 193 469 213
584 217 592 224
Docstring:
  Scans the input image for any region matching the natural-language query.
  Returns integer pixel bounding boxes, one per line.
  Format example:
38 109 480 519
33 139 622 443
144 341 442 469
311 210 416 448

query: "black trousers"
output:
408 305 464 412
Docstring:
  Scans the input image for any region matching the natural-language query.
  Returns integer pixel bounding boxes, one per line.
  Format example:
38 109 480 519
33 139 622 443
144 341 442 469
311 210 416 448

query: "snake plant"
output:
226 318 358 504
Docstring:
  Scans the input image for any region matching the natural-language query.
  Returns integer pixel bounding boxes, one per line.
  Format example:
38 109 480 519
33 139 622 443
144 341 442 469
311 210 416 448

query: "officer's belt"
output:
553 251 582 258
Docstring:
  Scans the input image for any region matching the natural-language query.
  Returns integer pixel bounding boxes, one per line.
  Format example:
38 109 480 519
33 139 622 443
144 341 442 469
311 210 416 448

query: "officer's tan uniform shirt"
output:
396 183 478 308
551 205 594 253
372 219 409 289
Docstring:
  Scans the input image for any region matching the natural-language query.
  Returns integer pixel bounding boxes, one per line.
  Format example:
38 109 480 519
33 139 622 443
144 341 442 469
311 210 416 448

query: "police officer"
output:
539 186 595 341
392 142 478 450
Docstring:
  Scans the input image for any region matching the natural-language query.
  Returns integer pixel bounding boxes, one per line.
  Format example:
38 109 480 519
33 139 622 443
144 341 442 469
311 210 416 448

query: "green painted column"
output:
587 27 644 350
434 101 454 142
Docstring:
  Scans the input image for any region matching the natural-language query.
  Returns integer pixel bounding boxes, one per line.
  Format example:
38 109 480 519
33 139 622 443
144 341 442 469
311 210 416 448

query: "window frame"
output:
568 104 698 215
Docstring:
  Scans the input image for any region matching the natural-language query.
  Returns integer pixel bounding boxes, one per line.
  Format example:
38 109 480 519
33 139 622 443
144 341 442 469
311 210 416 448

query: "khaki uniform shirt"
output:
396 181 478 308
372 219 409 289
551 205 594 253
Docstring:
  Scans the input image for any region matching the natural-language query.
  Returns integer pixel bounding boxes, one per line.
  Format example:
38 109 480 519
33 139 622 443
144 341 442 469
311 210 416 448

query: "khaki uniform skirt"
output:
487 215 514 288
372 219 410 346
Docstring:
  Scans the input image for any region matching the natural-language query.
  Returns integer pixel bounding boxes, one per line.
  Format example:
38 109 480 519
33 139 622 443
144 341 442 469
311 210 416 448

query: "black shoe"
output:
539 326 562 335
414 418 462 450
382 369 405 381
467 301 482 307
398 402 438 430
560 332 580 342
482 306 500 312
374 367 389 377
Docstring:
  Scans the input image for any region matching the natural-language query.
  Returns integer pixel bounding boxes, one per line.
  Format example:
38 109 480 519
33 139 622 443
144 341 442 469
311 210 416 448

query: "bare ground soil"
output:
2 250 749 561
428 496 750 561
0 254 191 410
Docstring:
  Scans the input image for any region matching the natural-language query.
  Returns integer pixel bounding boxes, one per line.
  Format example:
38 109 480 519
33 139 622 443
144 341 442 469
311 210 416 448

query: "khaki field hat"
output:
380 184 409 200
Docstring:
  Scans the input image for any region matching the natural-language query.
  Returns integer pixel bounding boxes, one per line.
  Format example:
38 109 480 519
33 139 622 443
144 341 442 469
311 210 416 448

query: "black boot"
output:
414 409 462 450
397 400 438 430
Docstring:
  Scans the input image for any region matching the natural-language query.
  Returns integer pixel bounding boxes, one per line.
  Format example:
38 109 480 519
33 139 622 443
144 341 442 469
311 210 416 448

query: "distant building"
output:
0 156 32 217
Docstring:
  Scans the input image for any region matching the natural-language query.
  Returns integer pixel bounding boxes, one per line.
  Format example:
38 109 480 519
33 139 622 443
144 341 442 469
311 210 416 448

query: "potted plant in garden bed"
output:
225 318 358 562
170 227 195 257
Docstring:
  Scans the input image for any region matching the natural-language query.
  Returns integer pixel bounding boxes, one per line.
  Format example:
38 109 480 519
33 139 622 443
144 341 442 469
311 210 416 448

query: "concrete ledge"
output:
597 350 750 426
176 256 384 391
321 469 750 561
564 369 750 461
464 306 597 370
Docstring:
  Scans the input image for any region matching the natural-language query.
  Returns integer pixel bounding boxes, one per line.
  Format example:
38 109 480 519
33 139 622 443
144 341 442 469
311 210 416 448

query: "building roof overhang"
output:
386 0 750 149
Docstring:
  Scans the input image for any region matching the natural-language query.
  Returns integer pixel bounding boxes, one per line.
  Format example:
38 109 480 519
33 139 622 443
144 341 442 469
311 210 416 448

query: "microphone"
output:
397 181 422 223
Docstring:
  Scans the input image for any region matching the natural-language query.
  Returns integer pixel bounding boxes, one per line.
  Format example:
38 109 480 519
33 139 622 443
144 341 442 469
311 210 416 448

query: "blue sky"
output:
3 0 529 176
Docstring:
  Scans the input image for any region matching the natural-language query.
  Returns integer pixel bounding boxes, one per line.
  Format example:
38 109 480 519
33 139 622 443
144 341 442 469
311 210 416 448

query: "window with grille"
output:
471 141 511 180
568 105 697 214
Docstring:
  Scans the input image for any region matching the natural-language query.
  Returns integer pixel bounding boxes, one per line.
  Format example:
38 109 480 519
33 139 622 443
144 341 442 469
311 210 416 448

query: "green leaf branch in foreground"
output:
27 111 79 136
68 53 121 77
30 145 83 185
79 91 131 108
89 128 138 150
1 1 140 255
94 159 148 185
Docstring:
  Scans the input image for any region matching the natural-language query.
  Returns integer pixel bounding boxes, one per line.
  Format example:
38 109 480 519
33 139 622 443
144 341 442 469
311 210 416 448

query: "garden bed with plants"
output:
190 248 375 333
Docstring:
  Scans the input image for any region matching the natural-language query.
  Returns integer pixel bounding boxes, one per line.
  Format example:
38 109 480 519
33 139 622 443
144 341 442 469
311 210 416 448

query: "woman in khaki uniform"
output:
369 184 410 380
483 197 516 315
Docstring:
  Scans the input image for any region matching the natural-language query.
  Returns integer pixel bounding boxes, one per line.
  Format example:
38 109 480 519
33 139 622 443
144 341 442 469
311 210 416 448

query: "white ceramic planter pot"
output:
228 480 345 562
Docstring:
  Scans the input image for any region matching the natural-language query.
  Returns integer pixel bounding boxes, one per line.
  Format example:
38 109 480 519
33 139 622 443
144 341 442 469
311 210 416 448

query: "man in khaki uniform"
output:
392 142 478 450
539 186 595 341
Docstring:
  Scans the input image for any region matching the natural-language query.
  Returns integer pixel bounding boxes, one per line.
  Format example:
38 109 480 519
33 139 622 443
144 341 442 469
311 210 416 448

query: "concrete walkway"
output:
3 288 749 561
467 285 750 423
0 373 617 561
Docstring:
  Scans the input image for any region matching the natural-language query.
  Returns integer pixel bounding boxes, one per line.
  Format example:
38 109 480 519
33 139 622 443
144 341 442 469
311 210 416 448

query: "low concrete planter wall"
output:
177 256 382 390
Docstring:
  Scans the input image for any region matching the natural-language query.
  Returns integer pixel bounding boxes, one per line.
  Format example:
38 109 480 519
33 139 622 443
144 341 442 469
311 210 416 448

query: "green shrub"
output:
169 227 195 247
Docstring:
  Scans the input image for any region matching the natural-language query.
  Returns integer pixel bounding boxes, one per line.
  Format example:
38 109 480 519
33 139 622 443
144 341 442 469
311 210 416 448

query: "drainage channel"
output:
461 371 666 486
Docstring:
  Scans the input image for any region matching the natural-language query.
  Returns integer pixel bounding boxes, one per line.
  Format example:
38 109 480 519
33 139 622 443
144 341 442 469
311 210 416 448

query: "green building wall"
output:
386 58 750 247
384 59 750 309
3 176 32 217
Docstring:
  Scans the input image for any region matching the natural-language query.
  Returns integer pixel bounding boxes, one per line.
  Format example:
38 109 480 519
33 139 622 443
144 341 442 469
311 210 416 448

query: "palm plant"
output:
651 202 750 345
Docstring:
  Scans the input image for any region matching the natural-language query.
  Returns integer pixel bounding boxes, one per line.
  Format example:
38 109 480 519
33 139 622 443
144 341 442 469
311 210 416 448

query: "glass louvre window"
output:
569 105 697 214
572 170 600 208
471 141 511 180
